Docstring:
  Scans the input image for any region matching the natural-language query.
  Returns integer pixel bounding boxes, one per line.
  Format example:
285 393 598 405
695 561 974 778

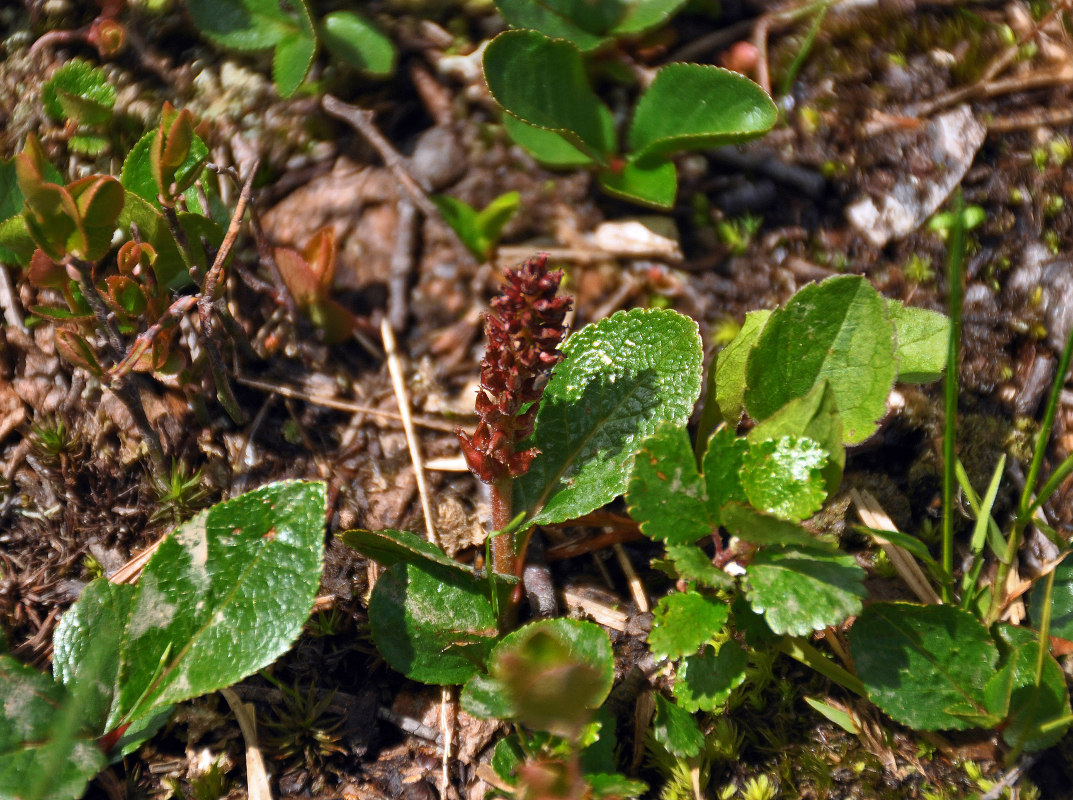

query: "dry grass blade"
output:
851 488 941 605
221 686 273 800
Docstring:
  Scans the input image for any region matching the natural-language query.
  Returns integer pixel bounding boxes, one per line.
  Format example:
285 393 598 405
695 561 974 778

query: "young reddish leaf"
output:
301 226 337 289
273 246 320 307
54 329 104 376
105 275 148 317
67 175 124 260
15 145 80 261
27 248 67 289
116 240 156 277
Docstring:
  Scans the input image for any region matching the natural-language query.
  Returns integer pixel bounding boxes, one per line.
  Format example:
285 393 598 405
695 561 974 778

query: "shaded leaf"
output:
849 603 998 731
698 309 770 436
652 693 702 758
596 156 677 209
320 11 396 76
501 115 600 168
370 561 498 685
659 544 733 589
674 641 748 712
273 31 317 98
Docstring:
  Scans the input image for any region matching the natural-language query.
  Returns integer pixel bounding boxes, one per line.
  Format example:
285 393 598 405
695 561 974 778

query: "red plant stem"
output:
490 478 514 575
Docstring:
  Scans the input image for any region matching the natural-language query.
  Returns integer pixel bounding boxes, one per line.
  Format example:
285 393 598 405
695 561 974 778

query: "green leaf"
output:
612 0 689 35
370 561 498 685
320 11 396 76
516 308 703 526
494 0 612 51
700 426 748 512
475 191 521 255
432 191 520 261
747 381 844 499
652 693 702 758
484 30 616 162
745 545 864 635
849 603 998 731
52 580 134 732
596 156 677 209
0 656 105 800
461 672 515 720
699 309 770 435
0 158 25 221
739 435 828 522
186 0 298 50
114 481 326 722
648 590 729 660
42 59 116 125
660 544 733 589
674 641 748 712
629 64 776 163
1031 558 1073 641
487 618 614 737
720 502 830 549
0 215 36 265
628 423 714 545
984 636 1071 751
744 275 897 444
502 115 600 168
272 31 317 97
886 300 949 383
116 191 193 289
121 129 210 212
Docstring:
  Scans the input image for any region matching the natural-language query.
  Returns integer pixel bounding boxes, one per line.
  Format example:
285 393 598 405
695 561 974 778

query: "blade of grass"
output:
941 190 967 604
956 455 1006 610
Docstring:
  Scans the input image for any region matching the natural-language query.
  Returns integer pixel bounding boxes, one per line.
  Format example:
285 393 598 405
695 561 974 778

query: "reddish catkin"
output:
458 255 572 484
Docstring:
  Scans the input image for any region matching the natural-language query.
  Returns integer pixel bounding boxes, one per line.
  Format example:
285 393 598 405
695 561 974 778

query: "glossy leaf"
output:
495 0 612 50
849 603 998 731
628 423 714 545
886 300 949 383
674 641 748 712
745 545 864 635
484 30 615 162
596 157 677 209
112 481 326 723
320 11 396 76
739 435 828 522
652 693 702 758
613 0 690 35
516 308 703 526
700 426 748 511
629 64 776 163
747 381 844 498
648 590 729 660
370 561 498 685
745 276 897 444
